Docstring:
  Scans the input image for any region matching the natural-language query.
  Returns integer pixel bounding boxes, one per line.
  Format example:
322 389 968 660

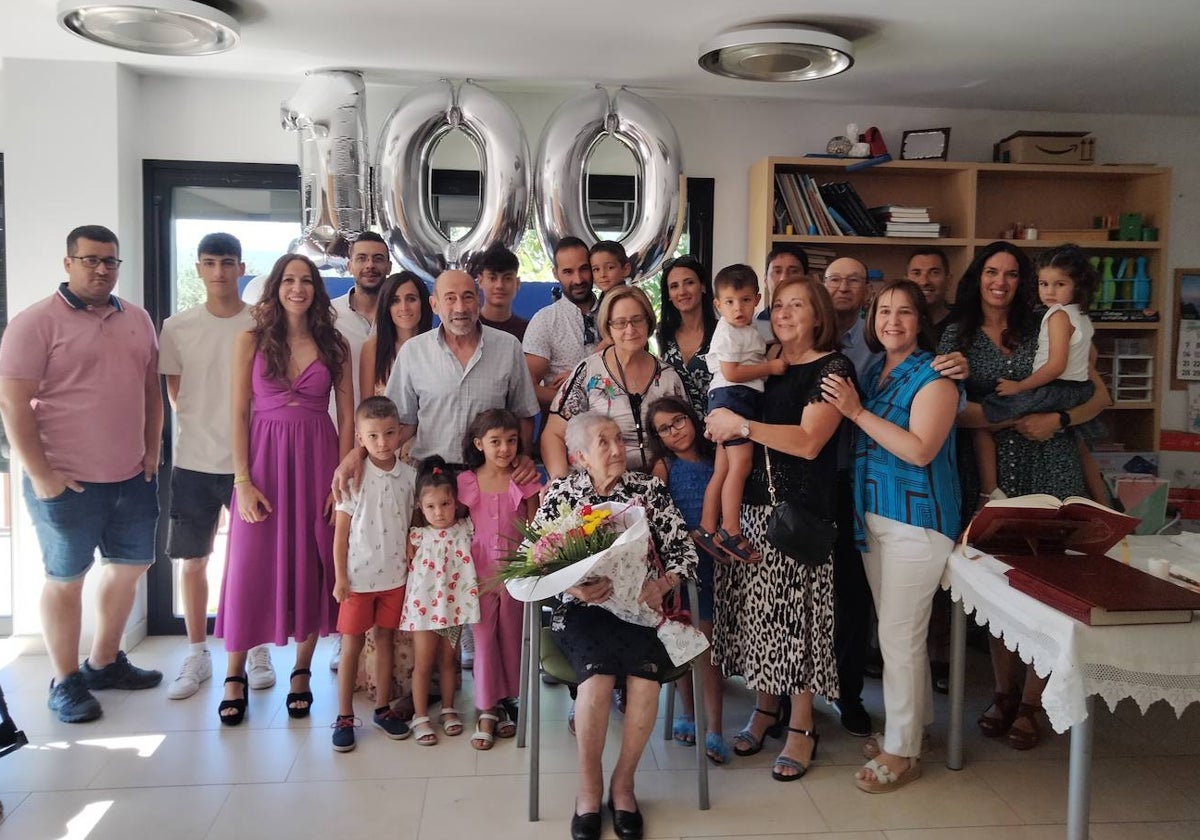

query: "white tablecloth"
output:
943 535 1200 733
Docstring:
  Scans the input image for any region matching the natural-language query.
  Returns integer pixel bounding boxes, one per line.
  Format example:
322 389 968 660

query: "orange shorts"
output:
336 586 406 635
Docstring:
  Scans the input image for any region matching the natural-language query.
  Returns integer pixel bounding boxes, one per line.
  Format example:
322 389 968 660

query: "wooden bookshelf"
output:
748 157 1172 451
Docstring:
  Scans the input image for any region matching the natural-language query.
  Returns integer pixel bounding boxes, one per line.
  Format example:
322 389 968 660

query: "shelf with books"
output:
749 157 1172 456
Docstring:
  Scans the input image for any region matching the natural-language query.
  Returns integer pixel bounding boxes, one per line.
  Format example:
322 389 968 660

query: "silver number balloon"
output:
375 79 530 282
534 86 686 280
281 70 368 271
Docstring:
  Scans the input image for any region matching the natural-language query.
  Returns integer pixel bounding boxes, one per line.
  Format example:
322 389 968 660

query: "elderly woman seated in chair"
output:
544 411 698 840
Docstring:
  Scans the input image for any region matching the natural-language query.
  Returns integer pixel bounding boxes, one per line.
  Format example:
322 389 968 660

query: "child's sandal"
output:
495 705 517 739
472 712 499 751
439 706 464 736
411 715 438 746
717 528 761 563
690 528 731 564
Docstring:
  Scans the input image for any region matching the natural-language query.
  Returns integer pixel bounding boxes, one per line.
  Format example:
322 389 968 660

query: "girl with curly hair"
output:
214 254 354 726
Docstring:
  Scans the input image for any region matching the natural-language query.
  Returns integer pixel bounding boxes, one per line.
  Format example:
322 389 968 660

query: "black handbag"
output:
763 448 836 567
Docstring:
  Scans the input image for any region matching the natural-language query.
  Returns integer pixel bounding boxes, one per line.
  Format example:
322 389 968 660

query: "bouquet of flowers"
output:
496 502 619 585
503 501 708 667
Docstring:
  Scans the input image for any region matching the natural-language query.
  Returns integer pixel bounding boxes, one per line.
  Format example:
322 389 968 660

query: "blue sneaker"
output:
331 715 358 752
373 707 411 740
47 672 102 723
81 651 162 691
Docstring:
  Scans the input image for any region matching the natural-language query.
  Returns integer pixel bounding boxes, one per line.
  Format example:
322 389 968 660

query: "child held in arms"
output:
692 264 787 563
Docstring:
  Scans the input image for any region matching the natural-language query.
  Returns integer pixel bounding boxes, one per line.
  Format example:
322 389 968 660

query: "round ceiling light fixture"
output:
698 24 854 82
57 0 240 56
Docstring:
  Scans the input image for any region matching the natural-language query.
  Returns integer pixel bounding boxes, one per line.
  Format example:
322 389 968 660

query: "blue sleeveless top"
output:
854 349 961 546
666 456 714 531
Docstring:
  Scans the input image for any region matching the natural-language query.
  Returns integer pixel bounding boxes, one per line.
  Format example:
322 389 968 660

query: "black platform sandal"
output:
286 668 313 719
218 674 248 726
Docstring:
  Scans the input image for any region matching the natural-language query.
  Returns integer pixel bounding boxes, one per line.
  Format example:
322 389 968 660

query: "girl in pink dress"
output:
401 457 479 745
216 254 354 726
457 409 542 750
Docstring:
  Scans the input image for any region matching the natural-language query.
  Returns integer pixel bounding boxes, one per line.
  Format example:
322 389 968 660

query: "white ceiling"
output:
3 0 1200 115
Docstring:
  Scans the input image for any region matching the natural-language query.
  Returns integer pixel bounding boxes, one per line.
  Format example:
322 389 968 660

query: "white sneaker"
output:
329 635 341 672
247 645 276 690
166 650 212 700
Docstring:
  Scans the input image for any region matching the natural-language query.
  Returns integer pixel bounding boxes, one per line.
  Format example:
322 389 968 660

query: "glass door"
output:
143 161 301 635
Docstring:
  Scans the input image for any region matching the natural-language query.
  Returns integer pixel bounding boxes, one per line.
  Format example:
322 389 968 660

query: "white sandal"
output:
472 712 499 751
410 715 438 746
862 731 930 760
439 707 464 736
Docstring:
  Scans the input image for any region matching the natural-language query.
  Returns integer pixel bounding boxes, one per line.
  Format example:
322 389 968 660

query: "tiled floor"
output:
1 635 1197 839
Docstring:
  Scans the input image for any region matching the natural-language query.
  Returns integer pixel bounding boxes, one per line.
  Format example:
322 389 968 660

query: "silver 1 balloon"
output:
375 79 530 283
281 70 369 273
534 86 685 281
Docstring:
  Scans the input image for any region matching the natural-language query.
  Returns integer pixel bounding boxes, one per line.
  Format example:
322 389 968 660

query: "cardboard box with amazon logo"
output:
994 131 1096 165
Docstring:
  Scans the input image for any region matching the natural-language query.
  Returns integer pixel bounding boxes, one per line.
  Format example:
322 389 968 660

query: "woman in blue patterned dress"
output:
656 256 718 418
938 241 1110 751
822 279 960 794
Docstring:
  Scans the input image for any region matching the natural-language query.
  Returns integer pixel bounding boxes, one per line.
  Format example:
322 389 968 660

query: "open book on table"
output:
963 494 1138 558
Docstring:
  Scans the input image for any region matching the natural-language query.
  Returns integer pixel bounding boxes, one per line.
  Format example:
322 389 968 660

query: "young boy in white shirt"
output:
694 264 786 563
331 396 418 752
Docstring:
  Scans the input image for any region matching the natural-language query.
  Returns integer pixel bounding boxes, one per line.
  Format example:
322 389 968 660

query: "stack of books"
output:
804 245 836 273
869 205 942 238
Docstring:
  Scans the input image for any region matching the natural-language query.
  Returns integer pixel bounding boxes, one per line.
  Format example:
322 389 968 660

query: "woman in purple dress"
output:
215 254 354 725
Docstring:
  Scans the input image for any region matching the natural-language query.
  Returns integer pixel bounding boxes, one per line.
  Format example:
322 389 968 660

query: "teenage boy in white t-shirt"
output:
330 396 417 752
159 233 268 700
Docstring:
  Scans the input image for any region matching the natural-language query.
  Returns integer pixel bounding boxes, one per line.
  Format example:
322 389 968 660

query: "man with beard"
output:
523 236 599 410
333 231 391 406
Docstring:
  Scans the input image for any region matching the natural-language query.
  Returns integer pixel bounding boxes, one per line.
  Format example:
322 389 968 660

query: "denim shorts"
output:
23 473 158 582
708 385 761 447
166 467 233 559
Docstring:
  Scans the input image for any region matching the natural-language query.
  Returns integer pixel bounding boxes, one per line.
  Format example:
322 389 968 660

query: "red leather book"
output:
1003 554 1200 626
964 494 1138 557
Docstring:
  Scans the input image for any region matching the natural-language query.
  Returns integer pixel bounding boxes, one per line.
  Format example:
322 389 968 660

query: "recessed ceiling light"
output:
699 24 854 82
57 0 240 57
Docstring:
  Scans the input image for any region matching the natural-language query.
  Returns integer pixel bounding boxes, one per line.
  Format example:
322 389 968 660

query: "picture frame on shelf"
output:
900 128 951 161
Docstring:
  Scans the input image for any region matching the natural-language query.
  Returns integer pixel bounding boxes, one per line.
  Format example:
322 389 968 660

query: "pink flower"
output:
533 531 565 566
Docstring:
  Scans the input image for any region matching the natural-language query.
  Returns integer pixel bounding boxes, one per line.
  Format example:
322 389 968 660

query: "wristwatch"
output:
1057 410 1071 430
739 420 751 438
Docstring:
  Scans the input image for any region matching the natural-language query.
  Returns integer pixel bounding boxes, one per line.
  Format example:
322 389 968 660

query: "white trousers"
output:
861 512 953 757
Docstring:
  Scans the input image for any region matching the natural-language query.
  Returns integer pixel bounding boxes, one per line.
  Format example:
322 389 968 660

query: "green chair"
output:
515 580 711 821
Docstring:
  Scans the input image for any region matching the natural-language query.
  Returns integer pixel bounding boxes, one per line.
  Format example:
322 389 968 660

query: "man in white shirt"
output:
332 231 392 407
523 236 598 410
159 234 269 699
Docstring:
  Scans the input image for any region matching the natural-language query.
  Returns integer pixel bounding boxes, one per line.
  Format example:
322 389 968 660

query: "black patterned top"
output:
538 469 698 581
660 336 713 419
743 352 852 522
939 323 1085 501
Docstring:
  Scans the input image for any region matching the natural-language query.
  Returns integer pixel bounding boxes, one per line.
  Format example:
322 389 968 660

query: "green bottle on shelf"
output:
1132 256 1151 310
1098 256 1116 311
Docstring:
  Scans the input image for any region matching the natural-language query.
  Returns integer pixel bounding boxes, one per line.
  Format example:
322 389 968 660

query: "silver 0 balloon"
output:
374 79 530 283
533 86 685 281
281 70 368 270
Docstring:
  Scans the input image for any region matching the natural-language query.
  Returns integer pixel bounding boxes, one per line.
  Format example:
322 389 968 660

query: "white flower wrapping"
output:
505 502 709 667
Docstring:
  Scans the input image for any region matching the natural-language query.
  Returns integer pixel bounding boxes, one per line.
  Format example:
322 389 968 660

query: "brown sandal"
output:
977 690 1019 738
717 528 761 563
1005 703 1042 751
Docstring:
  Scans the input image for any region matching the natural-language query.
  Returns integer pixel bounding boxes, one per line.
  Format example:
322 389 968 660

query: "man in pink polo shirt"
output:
0 225 164 723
